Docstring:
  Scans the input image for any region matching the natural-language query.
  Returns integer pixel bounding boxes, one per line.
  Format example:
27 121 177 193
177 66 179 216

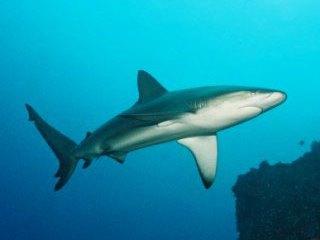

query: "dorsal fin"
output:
137 70 167 104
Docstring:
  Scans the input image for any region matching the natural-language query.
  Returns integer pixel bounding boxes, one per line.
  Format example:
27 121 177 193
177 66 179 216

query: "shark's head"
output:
227 88 287 113
201 87 287 130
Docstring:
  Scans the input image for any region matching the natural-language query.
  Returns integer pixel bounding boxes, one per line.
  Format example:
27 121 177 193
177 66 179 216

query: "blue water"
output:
1 0 320 239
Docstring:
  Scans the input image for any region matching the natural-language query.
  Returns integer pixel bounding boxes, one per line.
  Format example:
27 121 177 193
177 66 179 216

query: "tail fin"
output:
25 104 79 191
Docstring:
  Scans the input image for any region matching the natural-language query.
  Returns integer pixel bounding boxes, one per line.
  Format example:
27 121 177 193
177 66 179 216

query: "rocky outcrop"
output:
233 142 320 240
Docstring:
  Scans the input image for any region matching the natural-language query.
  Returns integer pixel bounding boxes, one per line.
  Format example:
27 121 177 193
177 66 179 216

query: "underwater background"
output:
1 0 320 239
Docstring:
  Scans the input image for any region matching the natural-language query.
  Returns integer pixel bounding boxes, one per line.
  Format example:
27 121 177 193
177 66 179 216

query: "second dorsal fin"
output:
137 70 167 104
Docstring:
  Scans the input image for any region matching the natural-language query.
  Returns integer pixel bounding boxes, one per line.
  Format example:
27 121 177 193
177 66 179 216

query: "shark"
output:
26 70 287 191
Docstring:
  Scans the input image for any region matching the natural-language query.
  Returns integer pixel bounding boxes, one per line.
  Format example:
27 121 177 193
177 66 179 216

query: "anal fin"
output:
82 158 93 169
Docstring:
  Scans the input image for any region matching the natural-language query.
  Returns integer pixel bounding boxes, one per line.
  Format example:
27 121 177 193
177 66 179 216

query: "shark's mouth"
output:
238 106 263 117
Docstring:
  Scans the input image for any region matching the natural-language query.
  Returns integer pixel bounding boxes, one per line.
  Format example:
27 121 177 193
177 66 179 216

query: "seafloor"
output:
233 142 320 240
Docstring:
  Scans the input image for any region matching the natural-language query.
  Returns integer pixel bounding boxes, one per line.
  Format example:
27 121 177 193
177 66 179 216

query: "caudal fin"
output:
25 104 79 191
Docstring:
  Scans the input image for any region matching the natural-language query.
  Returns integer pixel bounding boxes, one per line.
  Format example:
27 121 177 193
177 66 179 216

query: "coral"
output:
233 142 320 240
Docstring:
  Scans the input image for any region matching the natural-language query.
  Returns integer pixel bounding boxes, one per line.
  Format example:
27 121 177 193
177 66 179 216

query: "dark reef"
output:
233 141 320 240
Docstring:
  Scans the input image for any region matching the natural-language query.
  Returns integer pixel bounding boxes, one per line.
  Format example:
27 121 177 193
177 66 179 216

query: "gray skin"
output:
26 70 286 191
74 75 286 162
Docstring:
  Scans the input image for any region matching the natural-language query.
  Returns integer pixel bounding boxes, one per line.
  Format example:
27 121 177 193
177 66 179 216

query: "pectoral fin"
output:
178 135 218 189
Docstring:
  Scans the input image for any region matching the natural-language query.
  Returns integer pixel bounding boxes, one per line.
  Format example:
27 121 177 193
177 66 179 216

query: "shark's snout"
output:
261 91 287 111
272 91 287 103
267 91 287 105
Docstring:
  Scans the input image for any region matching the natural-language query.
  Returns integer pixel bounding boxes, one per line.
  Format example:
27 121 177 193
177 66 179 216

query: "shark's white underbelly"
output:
107 112 218 153
107 105 262 153
107 122 190 153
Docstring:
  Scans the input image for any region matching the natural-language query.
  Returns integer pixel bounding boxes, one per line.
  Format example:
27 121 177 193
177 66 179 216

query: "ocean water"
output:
1 0 320 239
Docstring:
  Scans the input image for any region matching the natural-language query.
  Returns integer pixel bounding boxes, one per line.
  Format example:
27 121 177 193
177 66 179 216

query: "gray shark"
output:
26 70 286 191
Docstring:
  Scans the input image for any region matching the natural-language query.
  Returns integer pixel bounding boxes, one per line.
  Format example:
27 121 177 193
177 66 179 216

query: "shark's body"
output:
26 71 286 191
